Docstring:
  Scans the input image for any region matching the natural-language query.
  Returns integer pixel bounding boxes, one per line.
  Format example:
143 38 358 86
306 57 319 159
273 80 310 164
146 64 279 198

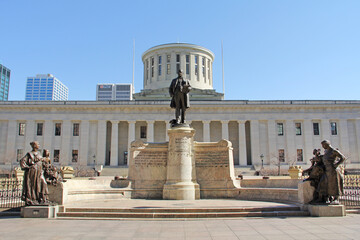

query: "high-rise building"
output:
96 83 133 101
0 64 11 101
25 74 68 101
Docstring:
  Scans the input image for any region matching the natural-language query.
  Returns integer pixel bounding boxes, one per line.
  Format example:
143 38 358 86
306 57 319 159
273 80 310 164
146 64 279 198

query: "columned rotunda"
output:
0 43 359 171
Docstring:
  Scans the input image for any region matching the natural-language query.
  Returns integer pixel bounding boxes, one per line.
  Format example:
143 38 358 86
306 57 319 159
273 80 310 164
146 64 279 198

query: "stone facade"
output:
0 100 359 170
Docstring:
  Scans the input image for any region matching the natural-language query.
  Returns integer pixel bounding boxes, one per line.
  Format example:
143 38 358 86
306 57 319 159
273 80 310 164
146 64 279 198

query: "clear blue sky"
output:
1 0 359 101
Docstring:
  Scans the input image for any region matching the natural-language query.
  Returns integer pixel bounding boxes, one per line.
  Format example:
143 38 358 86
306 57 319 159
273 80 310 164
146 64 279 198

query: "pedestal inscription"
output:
163 127 200 200
128 140 168 199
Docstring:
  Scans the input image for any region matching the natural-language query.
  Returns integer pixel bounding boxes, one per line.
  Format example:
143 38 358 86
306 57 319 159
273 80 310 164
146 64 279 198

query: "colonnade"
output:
2 118 360 168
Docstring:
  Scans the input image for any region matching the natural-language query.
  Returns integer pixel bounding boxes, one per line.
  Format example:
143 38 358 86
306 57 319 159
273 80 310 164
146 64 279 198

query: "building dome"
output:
134 43 223 100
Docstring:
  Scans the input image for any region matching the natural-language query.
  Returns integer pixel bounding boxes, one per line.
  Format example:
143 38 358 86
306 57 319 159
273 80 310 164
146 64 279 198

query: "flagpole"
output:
132 39 135 99
222 40 225 97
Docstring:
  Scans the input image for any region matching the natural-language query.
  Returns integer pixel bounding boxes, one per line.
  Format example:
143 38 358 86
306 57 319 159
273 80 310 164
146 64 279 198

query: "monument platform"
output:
57 199 309 219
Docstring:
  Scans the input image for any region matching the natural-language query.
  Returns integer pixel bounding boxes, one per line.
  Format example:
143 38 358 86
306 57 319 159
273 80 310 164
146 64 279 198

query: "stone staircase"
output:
234 166 258 176
100 167 128 177
100 166 259 177
57 206 309 219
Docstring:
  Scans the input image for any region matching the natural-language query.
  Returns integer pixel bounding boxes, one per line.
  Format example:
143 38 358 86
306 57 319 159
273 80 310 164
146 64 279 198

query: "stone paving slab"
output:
1 214 360 239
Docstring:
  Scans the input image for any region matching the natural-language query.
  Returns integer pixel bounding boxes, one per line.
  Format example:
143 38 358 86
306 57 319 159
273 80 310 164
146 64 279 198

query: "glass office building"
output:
0 64 11 101
96 83 133 101
26 74 68 101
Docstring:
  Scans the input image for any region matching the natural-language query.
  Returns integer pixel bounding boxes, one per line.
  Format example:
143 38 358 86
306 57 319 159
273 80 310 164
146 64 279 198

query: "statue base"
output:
163 126 200 200
308 204 346 217
21 205 59 218
163 182 200 200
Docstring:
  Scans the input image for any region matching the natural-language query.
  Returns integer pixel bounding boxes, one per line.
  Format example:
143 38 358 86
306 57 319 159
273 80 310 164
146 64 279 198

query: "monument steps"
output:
57 206 310 219
100 167 128 177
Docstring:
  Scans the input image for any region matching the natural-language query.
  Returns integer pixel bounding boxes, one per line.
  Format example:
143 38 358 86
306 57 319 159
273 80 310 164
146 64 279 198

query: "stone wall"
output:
128 138 240 199
194 140 240 198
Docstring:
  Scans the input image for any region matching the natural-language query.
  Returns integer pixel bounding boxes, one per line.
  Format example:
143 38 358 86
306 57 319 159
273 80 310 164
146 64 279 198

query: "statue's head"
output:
321 140 331 149
178 69 183 77
30 141 40 151
43 149 50 158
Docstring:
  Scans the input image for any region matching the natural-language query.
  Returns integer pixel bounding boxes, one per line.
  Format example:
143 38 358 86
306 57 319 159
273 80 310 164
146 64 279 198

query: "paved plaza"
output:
0 213 359 240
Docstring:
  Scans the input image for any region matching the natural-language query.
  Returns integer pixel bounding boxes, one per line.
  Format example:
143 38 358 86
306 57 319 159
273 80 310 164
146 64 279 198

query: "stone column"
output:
110 120 119 166
339 119 350 158
203 120 210 142
165 121 170 141
238 120 247 166
79 120 90 166
147 120 155 142
5 120 17 165
355 119 360 163
24 120 35 152
250 120 260 165
221 120 229 140
96 120 107 165
60 120 71 165
128 121 136 165
43 120 53 153
285 120 296 164
321 119 330 141
163 126 200 200
303 119 313 163
267 120 277 166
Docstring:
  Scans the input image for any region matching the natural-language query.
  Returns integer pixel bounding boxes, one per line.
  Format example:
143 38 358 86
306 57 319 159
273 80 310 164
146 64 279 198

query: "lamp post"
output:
260 154 264 169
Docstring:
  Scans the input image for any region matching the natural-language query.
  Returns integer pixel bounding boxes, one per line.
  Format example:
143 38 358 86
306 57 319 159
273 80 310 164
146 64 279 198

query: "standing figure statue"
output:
169 69 191 126
20 141 48 205
321 140 345 204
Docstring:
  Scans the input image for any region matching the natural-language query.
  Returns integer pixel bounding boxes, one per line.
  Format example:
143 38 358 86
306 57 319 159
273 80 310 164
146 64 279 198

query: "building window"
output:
194 55 198 75
53 150 60 162
295 123 302 135
176 54 180 73
17 149 23 162
72 150 78 162
207 59 210 81
19 123 26 136
151 57 154 78
202 57 205 78
73 123 80 136
277 123 284 136
158 56 162 76
55 123 61 136
278 149 285 162
331 122 337 135
36 123 43 136
313 122 320 135
140 126 147 139
146 60 149 80
297 149 303 162
186 55 190 75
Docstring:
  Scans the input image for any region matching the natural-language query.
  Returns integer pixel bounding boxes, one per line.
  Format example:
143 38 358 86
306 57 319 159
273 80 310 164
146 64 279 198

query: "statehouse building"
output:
1 43 360 171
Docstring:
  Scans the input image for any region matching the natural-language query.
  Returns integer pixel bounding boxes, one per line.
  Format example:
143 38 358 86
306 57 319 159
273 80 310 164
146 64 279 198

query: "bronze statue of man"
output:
321 140 345 203
169 69 191 125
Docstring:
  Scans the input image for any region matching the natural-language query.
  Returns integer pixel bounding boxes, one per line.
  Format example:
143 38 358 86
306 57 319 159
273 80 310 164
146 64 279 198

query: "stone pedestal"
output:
60 166 75 179
21 205 59 218
298 181 315 204
163 126 200 200
14 167 24 181
308 204 346 217
288 166 303 179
